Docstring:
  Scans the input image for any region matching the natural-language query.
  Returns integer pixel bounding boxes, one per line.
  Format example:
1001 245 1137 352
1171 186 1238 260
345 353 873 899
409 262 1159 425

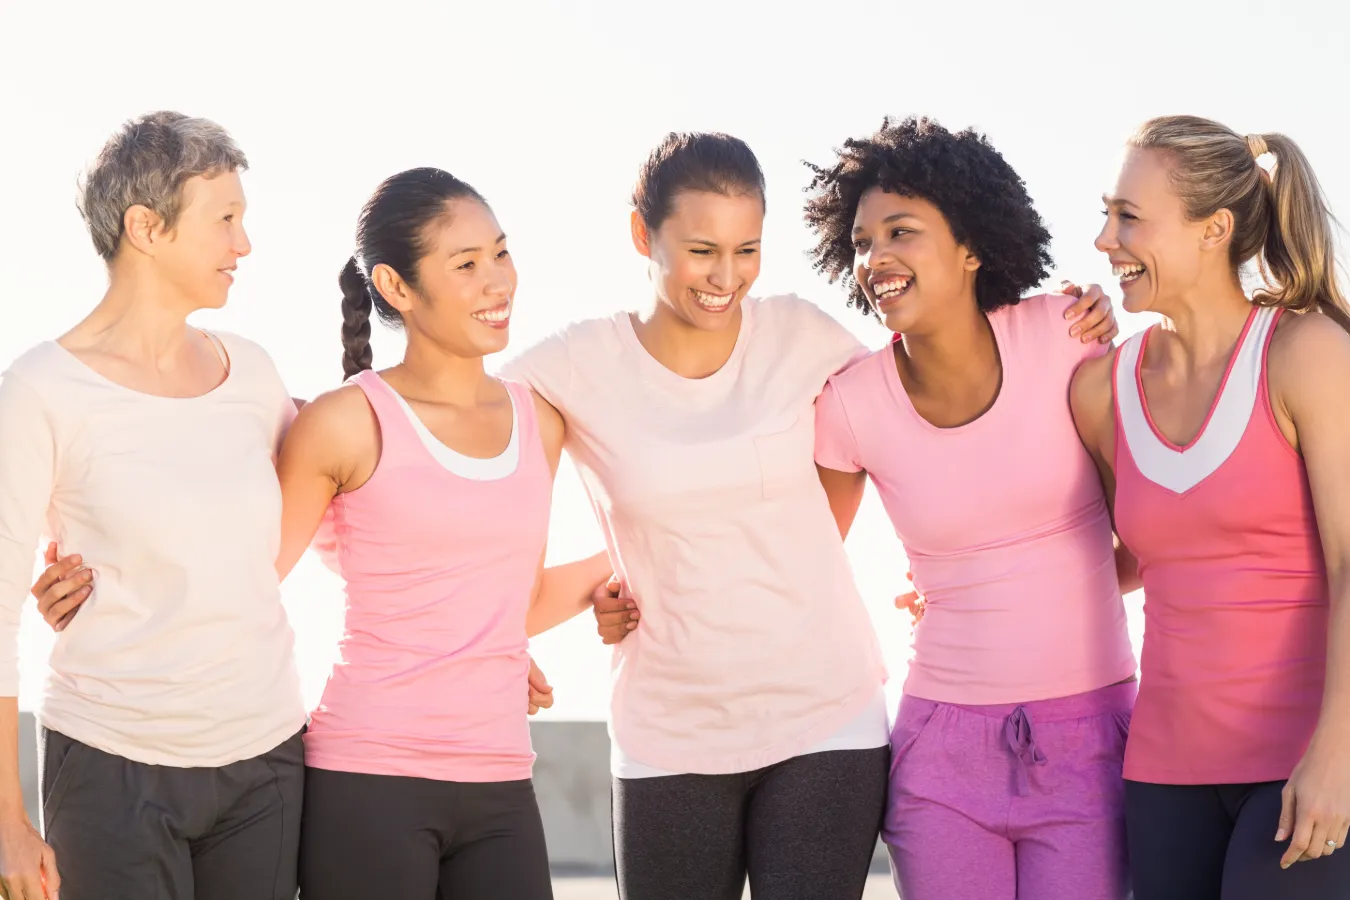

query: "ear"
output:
121 204 163 257
962 246 982 273
1201 208 1235 252
630 210 653 259
371 263 414 314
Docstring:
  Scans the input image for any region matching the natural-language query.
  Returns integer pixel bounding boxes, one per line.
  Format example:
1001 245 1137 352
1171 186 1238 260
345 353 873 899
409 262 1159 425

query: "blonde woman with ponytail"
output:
1071 115 1350 899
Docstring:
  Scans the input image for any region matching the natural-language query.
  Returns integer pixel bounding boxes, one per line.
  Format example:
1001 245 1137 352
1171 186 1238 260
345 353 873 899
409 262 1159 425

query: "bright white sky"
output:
1 0 1346 717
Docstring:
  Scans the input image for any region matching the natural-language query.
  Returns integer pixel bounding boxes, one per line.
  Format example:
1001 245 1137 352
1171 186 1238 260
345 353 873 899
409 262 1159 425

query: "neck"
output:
633 298 742 379
1154 272 1254 367
74 266 197 361
394 337 492 406
898 297 997 390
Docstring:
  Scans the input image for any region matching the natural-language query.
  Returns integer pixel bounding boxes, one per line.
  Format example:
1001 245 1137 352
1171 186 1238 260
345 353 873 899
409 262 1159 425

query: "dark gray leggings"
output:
612 747 889 900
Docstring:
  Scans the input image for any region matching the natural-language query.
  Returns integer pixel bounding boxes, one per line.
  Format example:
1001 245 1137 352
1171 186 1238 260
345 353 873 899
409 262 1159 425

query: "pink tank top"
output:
304 371 552 782
1113 305 1328 785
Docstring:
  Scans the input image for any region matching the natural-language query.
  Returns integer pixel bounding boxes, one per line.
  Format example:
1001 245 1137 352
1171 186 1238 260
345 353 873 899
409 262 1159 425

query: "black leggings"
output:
1126 779 1350 900
298 767 552 899
612 747 889 900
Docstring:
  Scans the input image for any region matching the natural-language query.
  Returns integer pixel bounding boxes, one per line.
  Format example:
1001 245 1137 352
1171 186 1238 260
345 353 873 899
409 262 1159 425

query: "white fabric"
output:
387 378 519 480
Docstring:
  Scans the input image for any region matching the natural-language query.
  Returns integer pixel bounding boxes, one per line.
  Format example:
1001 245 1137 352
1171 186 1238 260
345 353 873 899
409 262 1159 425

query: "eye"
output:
851 240 869 253
496 248 510 260
457 260 475 271
223 215 234 223
737 247 758 256
1120 212 1138 221
891 228 910 238
690 248 713 256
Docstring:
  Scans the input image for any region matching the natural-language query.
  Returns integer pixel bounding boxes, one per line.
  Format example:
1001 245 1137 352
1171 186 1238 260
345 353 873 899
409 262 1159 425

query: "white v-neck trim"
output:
1116 305 1276 495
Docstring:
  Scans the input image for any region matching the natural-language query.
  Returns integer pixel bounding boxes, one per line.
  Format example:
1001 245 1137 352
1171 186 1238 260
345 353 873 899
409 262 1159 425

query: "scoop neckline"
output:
48 330 235 401
615 297 755 391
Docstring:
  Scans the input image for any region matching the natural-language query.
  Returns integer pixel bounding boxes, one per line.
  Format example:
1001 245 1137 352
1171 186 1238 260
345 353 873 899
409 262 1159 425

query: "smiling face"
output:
850 187 980 334
634 189 764 333
1096 146 1214 315
381 197 518 359
153 170 252 310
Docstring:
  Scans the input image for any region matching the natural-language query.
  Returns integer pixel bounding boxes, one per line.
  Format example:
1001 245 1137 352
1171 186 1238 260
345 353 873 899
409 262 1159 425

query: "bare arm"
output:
1269 314 1350 865
274 386 379 582
816 465 867 541
526 551 614 638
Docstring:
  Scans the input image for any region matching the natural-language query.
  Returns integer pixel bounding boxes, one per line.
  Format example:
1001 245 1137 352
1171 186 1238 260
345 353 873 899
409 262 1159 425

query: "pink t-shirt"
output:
304 372 551 782
815 294 1136 705
505 295 886 775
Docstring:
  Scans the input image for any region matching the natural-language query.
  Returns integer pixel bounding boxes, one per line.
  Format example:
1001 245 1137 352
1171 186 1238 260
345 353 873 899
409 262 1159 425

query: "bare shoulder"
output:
1269 308 1350 377
1069 350 1116 419
285 383 379 459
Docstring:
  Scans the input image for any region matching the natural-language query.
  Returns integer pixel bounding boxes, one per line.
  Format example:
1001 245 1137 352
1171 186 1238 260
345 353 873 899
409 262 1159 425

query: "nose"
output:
862 240 895 274
1094 216 1116 254
234 223 252 259
707 253 736 291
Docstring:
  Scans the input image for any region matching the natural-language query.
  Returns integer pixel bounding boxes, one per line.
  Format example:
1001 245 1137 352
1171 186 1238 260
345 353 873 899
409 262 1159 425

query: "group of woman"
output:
0 107 1343 900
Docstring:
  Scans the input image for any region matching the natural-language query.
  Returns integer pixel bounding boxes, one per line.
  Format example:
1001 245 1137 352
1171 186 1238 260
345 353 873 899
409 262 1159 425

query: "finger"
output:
594 608 639 626
1276 784 1295 841
1058 279 1085 299
606 574 621 595
1072 302 1110 338
1062 292 1096 322
32 556 83 598
1282 809 1315 868
45 586 93 629
44 542 58 566
1301 818 1333 862
1099 317 1121 345
531 690 554 710
894 590 920 610
528 702 540 716
41 844 60 899
39 571 93 617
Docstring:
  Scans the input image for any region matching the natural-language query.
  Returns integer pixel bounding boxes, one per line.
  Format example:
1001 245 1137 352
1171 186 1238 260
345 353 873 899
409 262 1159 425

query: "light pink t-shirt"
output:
305 372 551 782
505 295 885 775
815 294 1136 705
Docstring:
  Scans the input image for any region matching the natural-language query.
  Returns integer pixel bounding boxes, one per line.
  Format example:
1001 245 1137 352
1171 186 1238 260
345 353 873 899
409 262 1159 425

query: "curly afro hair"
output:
804 116 1053 316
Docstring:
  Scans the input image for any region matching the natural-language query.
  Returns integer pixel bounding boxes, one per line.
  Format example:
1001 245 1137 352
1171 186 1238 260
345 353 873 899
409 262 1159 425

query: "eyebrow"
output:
448 233 507 257
852 212 919 235
683 238 762 248
1101 195 1140 210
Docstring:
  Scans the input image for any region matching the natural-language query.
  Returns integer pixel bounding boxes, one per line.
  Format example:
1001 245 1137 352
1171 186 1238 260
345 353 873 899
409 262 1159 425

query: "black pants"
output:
39 726 305 900
1126 779 1350 900
612 747 889 900
298 766 552 899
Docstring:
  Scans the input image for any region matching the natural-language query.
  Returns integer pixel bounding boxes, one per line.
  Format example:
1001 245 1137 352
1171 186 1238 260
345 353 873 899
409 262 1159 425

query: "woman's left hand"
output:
1058 280 1120 345
528 657 553 715
1277 734 1350 867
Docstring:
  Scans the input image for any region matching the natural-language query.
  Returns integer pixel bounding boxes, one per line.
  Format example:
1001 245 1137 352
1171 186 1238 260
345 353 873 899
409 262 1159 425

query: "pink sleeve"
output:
1041 293 1111 367
814 379 863 473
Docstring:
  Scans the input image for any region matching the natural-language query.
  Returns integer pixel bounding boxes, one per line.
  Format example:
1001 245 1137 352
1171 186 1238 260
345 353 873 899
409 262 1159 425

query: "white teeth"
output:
873 276 912 299
693 289 734 310
472 305 511 323
1112 263 1146 280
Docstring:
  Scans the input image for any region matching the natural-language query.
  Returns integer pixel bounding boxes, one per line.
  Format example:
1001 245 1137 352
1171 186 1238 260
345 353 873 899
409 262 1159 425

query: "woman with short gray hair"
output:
0 111 306 900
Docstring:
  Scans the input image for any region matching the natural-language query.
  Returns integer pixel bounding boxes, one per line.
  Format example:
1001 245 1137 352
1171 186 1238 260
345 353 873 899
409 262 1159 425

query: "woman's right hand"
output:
592 576 639 644
896 570 926 626
0 810 60 900
30 544 92 632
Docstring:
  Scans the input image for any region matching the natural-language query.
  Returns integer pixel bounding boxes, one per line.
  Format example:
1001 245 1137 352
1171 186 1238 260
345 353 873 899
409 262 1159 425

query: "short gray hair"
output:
78 111 248 261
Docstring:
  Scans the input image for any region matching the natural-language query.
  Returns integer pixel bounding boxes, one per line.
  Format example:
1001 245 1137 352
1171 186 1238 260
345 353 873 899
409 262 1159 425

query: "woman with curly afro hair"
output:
807 116 1139 900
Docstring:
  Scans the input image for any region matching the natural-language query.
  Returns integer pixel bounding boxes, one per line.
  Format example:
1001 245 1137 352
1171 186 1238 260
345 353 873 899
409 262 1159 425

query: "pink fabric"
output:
1113 308 1328 784
304 372 551 782
814 294 1136 705
504 295 886 775
886 682 1135 900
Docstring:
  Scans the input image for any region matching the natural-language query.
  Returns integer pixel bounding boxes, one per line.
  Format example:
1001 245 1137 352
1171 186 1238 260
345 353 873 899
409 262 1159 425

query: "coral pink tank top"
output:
1113 305 1328 784
304 371 552 782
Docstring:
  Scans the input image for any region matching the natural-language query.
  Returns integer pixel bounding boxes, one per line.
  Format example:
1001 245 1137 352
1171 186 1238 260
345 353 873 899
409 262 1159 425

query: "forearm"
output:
1313 579 1350 745
0 698 27 824
526 551 612 637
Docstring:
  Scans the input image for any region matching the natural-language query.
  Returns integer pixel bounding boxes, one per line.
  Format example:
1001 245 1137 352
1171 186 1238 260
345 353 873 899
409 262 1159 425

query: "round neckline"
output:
376 372 521 479
615 297 755 391
48 330 235 401
883 311 1007 436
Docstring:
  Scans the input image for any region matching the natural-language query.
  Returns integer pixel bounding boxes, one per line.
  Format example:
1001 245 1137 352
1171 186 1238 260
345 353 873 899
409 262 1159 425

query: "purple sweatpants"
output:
885 681 1136 900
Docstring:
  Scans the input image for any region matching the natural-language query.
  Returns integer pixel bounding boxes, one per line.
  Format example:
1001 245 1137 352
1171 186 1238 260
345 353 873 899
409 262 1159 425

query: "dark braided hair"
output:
632 132 766 230
804 117 1053 316
340 167 486 379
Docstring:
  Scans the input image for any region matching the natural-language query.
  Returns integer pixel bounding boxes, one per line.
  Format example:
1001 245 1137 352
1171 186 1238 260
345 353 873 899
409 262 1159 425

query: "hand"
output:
527 657 553 716
895 570 926 626
1276 734 1350 867
1059 281 1120 345
592 575 638 645
30 544 92 633
0 811 60 900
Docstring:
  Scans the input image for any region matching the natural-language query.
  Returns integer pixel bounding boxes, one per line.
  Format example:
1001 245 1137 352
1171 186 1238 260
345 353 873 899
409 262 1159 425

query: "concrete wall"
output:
15 714 884 874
